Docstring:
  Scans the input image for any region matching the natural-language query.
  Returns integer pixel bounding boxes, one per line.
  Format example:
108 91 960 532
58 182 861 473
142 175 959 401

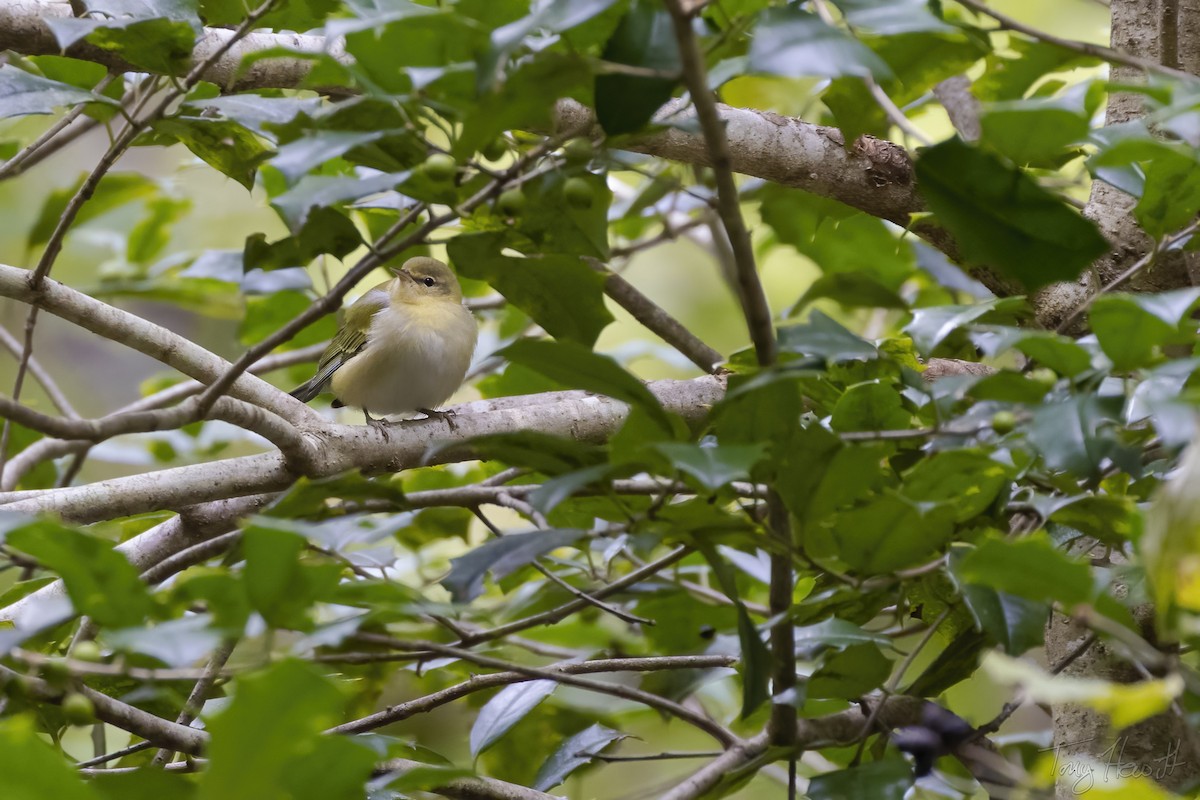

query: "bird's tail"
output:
289 378 323 403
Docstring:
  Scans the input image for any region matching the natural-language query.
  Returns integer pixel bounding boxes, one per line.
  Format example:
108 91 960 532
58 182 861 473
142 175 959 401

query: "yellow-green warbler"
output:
290 257 478 430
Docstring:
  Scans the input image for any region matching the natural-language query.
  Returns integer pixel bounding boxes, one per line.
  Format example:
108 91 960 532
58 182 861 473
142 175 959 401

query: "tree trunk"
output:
1044 2 1200 795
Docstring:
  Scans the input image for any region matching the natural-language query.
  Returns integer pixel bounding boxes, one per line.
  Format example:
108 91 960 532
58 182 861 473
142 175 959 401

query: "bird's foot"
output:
363 410 391 441
418 407 458 431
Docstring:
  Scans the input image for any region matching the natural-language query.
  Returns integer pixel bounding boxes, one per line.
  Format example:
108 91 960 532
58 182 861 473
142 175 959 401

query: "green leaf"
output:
533 724 626 792
594 2 680 136
830 382 911 432
269 131 383 185
149 118 272 190
1135 148 1200 238
502 338 673 433
972 327 1093 378
961 584 1047 655
979 93 1091 167
956 533 1093 606
793 618 891 657
778 311 879 362
0 715 100 800
831 495 955 573
0 65 111 118
905 296 1026 356
470 680 558 757
808 642 892 699
201 660 375 800
696 543 771 718
1028 395 1127 477
7 523 152 628
441 529 587 603
92 770 196 800
449 431 605 476
914 138 1109 291
1091 289 1200 370
749 8 892 80
807 757 913 800
105 615 224 668
792 272 907 313
833 0 954 34
654 443 766 490
482 0 621 91
448 233 613 347
84 18 199 75
900 450 1011 523
242 520 343 629
28 172 158 251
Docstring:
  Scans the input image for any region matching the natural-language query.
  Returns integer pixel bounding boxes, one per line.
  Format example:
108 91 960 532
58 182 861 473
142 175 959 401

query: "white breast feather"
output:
330 300 477 415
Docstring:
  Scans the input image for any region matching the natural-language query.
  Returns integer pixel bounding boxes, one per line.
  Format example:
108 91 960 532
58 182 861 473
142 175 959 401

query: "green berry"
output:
481 137 507 161
72 642 103 663
563 177 594 209
497 188 526 216
990 411 1017 435
61 692 96 726
422 153 457 182
562 137 594 164
1028 368 1058 391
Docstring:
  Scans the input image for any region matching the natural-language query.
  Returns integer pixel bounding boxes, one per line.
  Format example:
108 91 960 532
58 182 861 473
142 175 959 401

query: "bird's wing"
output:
309 286 390 389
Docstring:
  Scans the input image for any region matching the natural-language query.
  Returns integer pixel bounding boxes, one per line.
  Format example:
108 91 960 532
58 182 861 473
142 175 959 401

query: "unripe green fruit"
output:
61 692 96 726
1028 368 1058 391
497 188 526 216
481 138 507 161
562 137 594 164
422 153 457 182
991 411 1017 435
563 177 594 209
72 642 103 663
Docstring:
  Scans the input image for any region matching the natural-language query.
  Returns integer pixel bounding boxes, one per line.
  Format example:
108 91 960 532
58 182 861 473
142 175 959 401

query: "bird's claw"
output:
364 411 392 441
418 407 458 431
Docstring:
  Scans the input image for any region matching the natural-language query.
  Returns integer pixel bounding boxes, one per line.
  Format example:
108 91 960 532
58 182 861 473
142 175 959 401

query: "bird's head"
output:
389 257 464 304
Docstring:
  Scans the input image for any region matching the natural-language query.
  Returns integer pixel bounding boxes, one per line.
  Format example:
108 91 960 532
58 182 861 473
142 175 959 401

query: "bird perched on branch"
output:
290 257 477 433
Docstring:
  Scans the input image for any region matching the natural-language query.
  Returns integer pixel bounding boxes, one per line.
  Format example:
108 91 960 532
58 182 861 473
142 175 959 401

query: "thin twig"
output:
955 0 1195 82
151 638 237 765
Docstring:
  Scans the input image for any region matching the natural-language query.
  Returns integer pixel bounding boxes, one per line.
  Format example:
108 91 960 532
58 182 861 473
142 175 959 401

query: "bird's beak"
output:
391 266 419 284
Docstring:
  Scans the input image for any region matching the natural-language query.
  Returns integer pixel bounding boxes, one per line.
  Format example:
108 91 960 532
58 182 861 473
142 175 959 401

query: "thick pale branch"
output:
0 376 726 522
0 263 315 424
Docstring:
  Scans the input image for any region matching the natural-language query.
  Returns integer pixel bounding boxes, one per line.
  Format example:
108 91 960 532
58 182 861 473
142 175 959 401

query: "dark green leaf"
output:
905 297 1026 355
792 272 907 313
961 585 1047 655
7 523 152 628
1090 289 1200 370
749 8 892 80
470 680 557 757
269 131 382 185
778 311 879 362
150 118 272 190
441 529 587 603
1135 148 1200 238
979 94 1091 166
833 0 953 34
0 716 99 800
793 618 891 658
448 234 613 347
533 724 626 792
808 642 892 699
807 757 913 800
830 382 911 432
915 138 1109 291
85 18 198 75
201 660 375 800
242 521 343 629
28 172 158 251
655 443 766 490
956 533 1093 606
502 338 673 433
832 495 955 573
594 2 680 136
0 65 111 118
901 450 1011 523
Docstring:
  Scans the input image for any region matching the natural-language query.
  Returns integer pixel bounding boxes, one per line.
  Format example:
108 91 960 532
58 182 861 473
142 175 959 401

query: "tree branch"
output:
330 655 736 735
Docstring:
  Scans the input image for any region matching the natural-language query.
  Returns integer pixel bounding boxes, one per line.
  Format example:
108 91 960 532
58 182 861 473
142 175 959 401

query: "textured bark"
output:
1042 8 1200 788
1036 0 1200 329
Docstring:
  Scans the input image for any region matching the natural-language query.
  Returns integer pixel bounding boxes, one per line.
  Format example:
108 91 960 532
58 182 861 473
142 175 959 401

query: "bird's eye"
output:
423 277 436 287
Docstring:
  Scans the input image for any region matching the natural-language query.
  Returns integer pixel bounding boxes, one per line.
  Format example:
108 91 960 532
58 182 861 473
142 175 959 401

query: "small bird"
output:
290 257 477 432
